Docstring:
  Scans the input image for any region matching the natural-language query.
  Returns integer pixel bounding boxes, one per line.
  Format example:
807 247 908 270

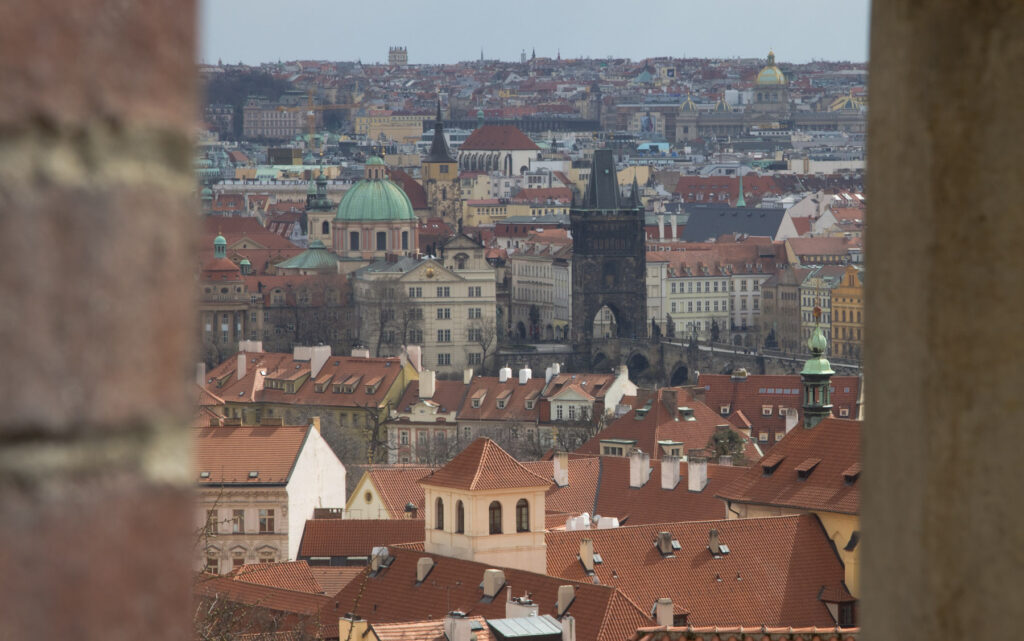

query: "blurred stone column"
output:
0 1 197 639
866 1 1023 639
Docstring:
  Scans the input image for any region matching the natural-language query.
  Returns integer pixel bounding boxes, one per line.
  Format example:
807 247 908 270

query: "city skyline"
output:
200 0 870 65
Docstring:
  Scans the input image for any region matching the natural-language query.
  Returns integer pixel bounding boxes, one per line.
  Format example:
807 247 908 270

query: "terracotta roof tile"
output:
546 515 846 627
419 438 551 491
369 616 493 641
455 376 546 423
395 379 468 414
229 560 323 594
194 574 331 617
308 566 364 596
298 519 426 558
194 425 310 485
366 466 435 518
716 417 860 514
327 547 648 641
460 124 540 151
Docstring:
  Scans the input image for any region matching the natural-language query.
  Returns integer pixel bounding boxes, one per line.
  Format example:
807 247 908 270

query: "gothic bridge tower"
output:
570 149 647 364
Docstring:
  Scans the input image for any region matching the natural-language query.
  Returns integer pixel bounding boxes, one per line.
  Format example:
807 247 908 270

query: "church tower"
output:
801 307 835 428
421 101 462 223
305 168 334 247
570 149 648 358
419 438 551 573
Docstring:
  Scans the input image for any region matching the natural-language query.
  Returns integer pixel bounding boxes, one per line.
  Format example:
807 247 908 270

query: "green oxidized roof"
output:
365 156 386 166
239 258 251 265
801 322 835 376
275 240 339 270
214 234 226 245
334 176 416 223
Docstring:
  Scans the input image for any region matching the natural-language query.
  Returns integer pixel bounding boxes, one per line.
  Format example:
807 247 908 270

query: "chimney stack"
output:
506 595 540 618
657 214 665 241
784 407 799 434
404 344 422 372
670 213 678 240
554 451 569 487
656 531 673 555
708 529 722 555
237 352 247 381
661 455 680 490
687 449 708 492
463 368 474 384
444 611 473 641
579 538 594 573
351 347 370 359
661 389 678 419
560 615 576 641
416 556 434 582
420 369 436 400
654 598 673 627
629 449 651 488
499 365 512 383
196 362 206 387
338 615 369 641
556 585 575 617
518 367 532 385
309 344 331 377
482 569 505 599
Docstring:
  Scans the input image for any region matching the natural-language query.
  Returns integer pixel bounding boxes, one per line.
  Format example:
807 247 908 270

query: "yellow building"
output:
831 265 864 359
354 111 433 144
463 199 534 226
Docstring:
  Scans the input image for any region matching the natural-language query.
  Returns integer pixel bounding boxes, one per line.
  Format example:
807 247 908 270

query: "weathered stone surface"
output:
865 1 1024 640
0 476 193 641
0 0 197 131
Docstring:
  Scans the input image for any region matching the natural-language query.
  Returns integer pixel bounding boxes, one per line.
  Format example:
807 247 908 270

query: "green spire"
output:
800 306 834 429
801 307 834 376
736 171 746 208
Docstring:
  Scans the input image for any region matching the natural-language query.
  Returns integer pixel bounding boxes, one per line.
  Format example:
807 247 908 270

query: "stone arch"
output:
591 303 621 339
503 154 512 176
592 351 609 370
669 362 689 386
626 351 651 383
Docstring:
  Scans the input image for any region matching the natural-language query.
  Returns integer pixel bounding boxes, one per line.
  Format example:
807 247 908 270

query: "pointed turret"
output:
630 175 641 208
800 306 835 429
582 149 620 210
425 100 456 163
736 171 747 208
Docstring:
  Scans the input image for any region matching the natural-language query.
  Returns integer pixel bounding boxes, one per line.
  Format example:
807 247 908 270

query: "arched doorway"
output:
592 304 619 339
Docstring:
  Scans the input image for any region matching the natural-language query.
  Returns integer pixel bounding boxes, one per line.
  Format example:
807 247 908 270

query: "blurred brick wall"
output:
0 1 197 639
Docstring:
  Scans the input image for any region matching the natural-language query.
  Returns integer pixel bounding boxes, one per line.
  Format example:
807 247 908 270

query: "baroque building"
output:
332 157 419 264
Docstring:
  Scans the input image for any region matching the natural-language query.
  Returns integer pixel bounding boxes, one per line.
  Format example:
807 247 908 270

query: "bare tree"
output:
354 279 421 358
467 316 498 375
293 273 357 353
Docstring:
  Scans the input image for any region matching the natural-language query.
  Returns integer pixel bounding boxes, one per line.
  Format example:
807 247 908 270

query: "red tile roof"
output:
630 625 859 641
365 466 435 518
575 388 756 462
228 560 323 594
716 417 860 515
194 425 310 485
698 374 860 447
546 515 847 627
387 167 429 210
308 566 364 596
298 519 426 558
460 125 540 151
419 438 551 491
369 617 493 641
455 375 546 423
327 547 648 641
394 379 468 414
194 574 331 617
674 174 781 206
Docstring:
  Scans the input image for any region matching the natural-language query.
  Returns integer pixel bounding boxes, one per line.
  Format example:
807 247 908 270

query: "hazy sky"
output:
199 0 870 66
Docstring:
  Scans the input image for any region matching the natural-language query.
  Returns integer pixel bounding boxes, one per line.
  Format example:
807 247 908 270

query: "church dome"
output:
756 51 786 86
680 95 697 113
334 158 416 222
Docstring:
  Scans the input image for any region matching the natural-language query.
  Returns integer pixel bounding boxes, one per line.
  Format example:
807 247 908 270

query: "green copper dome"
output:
801 322 835 377
334 169 415 223
214 234 226 246
365 156 386 166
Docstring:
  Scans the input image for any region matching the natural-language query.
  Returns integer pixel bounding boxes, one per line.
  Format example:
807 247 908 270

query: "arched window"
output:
488 501 502 534
456 500 465 534
516 499 529 532
321 220 329 235
435 497 444 530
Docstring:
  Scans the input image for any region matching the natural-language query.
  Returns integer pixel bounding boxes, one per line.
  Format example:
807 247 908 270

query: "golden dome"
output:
756 50 786 86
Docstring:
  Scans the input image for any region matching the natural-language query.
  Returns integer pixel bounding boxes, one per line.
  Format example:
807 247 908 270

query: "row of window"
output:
669 299 759 314
435 498 530 535
347 230 411 252
205 508 276 535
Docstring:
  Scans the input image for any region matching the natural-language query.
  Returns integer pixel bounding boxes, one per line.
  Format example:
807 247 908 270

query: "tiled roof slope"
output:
395 379 468 414
204 351 404 409
630 625 859 641
699 374 860 445
455 375 546 423
367 466 435 518
574 388 755 462
716 417 860 515
326 547 648 641
298 519 425 557
194 574 331 617
387 167 429 210
460 124 540 151
194 425 309 485
419 438 551 491
309 566 364 596
228 560 322 594
370 617 493 641
546 515 847 627
524 457 742 526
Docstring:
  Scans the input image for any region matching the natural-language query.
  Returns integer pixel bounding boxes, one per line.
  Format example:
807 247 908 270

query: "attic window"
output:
761 453 785 475
199 471 210 479
720 405 730 415
248 471 259 479
842 462 862 485
496 399 507 409
795 457 821 479
525 399 535 410
761 405 773 416
839 408 850 417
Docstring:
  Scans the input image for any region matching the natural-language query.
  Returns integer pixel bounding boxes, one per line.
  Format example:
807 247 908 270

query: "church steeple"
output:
736 170 747 207
800 306 835 428
424 99 455 163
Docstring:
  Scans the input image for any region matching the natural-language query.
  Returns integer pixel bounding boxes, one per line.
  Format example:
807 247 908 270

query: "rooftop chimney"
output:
718 455 732 466
552 362 561 376
338 615 368 641
661 455 680 490
370 546 389 572
656 531 673 555
506 595 540 619
237 352 247 381
556 585 575 617
554 451 569 487
654 598 673 627
657 214 665 241
688 449 708 492
629 449 651 488
444 611 473 641
463 367 474 385
579 538 594 573
404 344 422 372
196 361 206 387
310 416 321 433
420 369 436 400
309 344 331 378
670 213 678 240
661 389 678 419
482 569 505 599
708 529 723 555
561 614 576 641
518 367 532 385
784 407 799 434
499 365 512 383
416 557 434 582
351 347 370 359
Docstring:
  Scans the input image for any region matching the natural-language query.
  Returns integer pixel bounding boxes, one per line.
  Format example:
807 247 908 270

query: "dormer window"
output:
762 405 773 416
720 405 730 415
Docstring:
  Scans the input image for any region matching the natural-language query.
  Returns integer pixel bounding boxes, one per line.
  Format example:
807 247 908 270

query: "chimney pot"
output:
196 362 206 387
556 585 575 617
656 531 673 555
654 597 673 627
629 449 651 488
237 352 247 381
499 366 512 383
687 449 708 492
518 367 532 385
708 529 722 555
554 451 569 487
579 538 594 573
661 455 680 490
420 370 436 400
